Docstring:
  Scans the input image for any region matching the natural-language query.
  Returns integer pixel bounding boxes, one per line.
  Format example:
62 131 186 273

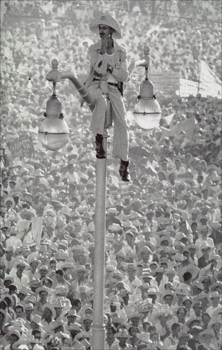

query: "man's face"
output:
155 272 163 280
15 307 23 318
107 328 115 340
6 250 13 259
169 173 176 182
1 227 8 235
40 291 48 301
33 331 41 340
42 308 52 319
201 228 208 236
50 261 57 270
211 296 220 305
126 234 134 247
9 334 19 344
40 269 48 278
191 223 197 231
9 181 16 188
183 251 190 259
55 307 63 318
183 300 192 309
84 319 92 331
150 332 159 342
17 264 25 274
175 325 182 335
30 262 38 270
142 277 151 284
202 248 210 257
30 245 36 252
130 328 137 337
192 285 202 295
127 267 136 279
175 160 181 168
99 24 111 38
147 212 153 220
77 270 85 280
67 315 77 323
25 309 33 318
56 272 63 282
150 264 157 271
193 304 202 315
141 251 150 260
78 254 87 265
158 172 165 181
165 295 173 305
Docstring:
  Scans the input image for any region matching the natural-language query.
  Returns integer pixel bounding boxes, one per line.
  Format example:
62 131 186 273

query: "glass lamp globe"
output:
133 79 161 130
38 95 69 151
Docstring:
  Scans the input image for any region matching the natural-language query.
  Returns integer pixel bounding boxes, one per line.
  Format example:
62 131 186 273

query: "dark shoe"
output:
95 134 106 159
119 160 130 182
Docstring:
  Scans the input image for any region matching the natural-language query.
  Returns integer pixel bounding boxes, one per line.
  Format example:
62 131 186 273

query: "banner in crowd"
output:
179 79 199 98
198 82 222 99
150 71 180 96
179 78 221 99
199 60 222 85
198 60 222 98
149 61 221 99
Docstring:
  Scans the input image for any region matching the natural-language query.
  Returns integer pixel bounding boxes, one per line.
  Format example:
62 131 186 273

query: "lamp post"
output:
38 47 161 349
38 59 107 350
92 130 107 350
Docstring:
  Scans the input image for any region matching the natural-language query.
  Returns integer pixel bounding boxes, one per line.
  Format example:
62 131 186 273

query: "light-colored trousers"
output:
88 81 129 161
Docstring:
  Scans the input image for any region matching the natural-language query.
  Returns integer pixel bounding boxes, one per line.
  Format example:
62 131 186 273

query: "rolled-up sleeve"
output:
112 49 129 83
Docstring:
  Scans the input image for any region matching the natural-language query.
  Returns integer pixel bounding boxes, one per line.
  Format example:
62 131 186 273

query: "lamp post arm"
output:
62 72 95 112
46 59 95 112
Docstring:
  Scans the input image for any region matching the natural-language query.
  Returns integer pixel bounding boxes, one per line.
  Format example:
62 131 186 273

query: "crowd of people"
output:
1 1 221 349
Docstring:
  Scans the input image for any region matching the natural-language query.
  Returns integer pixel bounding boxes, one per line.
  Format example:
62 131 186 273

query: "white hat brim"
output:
90 13 121 39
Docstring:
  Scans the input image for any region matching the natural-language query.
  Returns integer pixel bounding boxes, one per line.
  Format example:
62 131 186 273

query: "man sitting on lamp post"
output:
84 13 130 182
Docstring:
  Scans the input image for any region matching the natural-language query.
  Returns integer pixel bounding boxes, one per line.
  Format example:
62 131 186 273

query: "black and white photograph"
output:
0 1 221 349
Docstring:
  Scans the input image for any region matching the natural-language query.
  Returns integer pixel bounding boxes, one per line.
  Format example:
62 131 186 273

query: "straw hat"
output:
90 13 122 38
199 329 215 339
42 303 56 319
208 316 221 329
178 265 199 282
138 246 152 259
161 289 177 302
30 314 43 326
36 286 49 295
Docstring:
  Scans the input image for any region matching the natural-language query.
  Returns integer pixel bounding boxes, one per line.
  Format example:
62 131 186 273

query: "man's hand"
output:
106 35 113 50
100 34 108 54
100 34 113 54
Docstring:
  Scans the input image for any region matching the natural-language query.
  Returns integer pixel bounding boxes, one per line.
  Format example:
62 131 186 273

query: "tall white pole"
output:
92 131 108 350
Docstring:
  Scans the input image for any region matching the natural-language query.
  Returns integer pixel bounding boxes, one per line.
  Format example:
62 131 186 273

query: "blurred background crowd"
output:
0 0 221 349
